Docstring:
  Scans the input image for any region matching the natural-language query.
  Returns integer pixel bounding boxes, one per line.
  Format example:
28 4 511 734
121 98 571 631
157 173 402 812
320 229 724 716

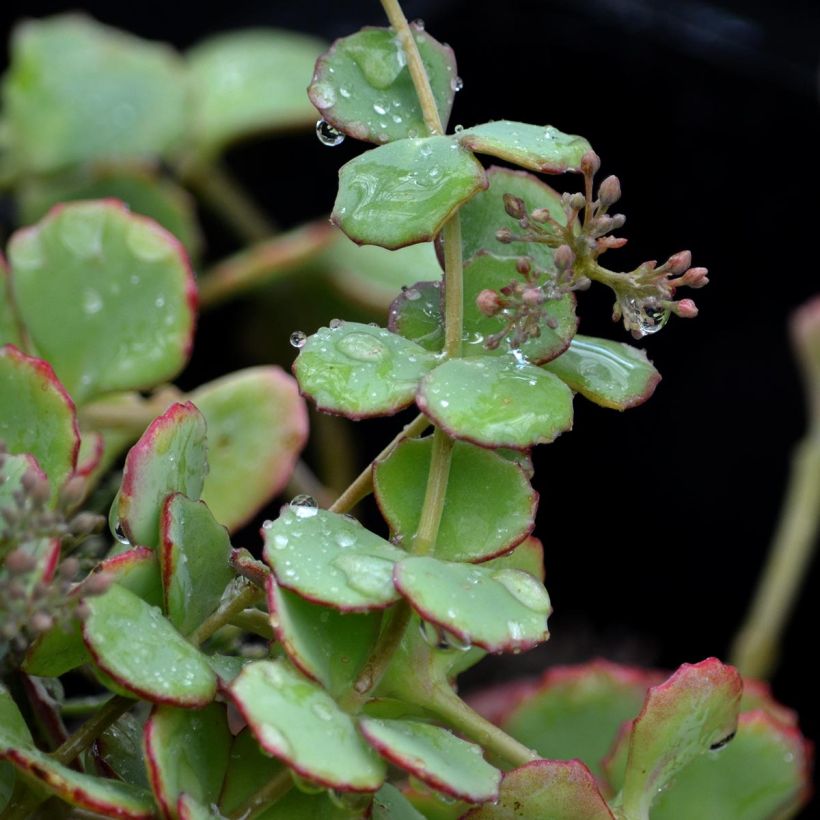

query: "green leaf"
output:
2 14 186 174
267 576 381 697
159 494 234 634
16 165 202 259
417 356 574 450
96 710 149 789
617 659 742 819
327 233 442 312
372 783 426 819
394 557 550 653
543 335 661 410
143 704 231 817
262 506 405 611
309 25 456 145
190 367 308 531
373 436 536 562
83 584 217 706
360 718 500 803
0 261 22 348
8 200 197 403
0 685 34 813
332 137 486 249
0 745 154 819
117 402 207 548
388 280 444 352
0 453 44 544
460 166 569 268
187 29 325 160
499 661 659 780
293 321 439 419
457 122 592 175
463 760 614 819
0 345 79 493
229 659 386 791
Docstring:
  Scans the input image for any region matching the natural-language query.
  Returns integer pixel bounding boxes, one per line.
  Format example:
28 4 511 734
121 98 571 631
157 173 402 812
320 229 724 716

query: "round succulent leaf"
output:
332 137 487 249
177 794 223 820
463 760 614 820
143 703 231 818
82 583 217 706
372 783 426 819
360 718 500 804
309 25 456 145
17 165 202 259
618 658 742 819
262 506 405 611
159 494 234 634
293 321 439 419
394 556 551 653
457 122 593 175
0 684 34 813
96 710 150 789
374 436 536 562
0 745 154 819
8 200 197 403
229 659 386 792
0 345 79 493
189 367 308 531
0 261 23 348
388 280 444 352
417 356 574 450
267 575 381 697
460 166 569 268
327 233 442 312
462 254 577 364
542 335 661 410
117 402 207 548
740 679 798 726
2 14 186 174
499 661 660 780
187 29 325 160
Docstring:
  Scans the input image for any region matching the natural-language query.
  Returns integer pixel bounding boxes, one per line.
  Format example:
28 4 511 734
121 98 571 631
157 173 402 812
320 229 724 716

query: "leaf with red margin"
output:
0 746 155 819
20 675 68 750
462 759 614 819
228 659 386 792
740 678 798 726
393 557 551 654
266 575 381 697
7 200 197 403
189 367 308 532
0 345 79 494
159 494 233 634
0 254 24 347
177 793 222 820
82 583 217 706
117 402 207 548
371 783 426 819
359 718 500 804
230 547 270 587
0 684 34 813
143 703 231 819
616 658 742 819
95 710 150 789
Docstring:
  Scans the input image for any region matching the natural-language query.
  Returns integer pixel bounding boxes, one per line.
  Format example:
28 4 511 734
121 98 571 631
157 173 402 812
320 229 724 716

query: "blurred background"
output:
2 0 819 809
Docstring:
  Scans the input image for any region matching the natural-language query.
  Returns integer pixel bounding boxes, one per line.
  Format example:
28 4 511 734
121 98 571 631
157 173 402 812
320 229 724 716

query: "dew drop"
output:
392 114 403 124
493 568 552 614
404 287 421 301
451 76 464 92
419 619 447 649
329 318 343 329
311 83 336 109
315 119 345 147
454 124 464 134
289 494 318 519
336 331 389 363
311 700 334 721
412 18 425 29
289 330 307 348
373 102 387 115
292 772 323 794
334 531 355 548
333 554 395 599
272 533 289 550
83 288 103 315
339 87 351 98
443 629 471 651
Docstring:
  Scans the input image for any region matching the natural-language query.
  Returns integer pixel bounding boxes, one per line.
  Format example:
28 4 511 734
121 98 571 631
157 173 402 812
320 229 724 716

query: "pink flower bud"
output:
503 194 527 220
522 287 544 306
666 251 692 275
580 150 601 176
683 266 709 288
598 175 621 206
676 298 699 318
476 289 503 317
554 244 575 271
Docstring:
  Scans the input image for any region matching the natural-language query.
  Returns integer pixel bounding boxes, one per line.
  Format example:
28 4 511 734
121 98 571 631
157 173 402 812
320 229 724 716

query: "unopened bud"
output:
580 150 601 177
29 476 52 507
666 250 692 275
476 289 504 317
516 257 532 275
503 194 527 220
522 287 544 307
596 237 628 251
609 214 626 230
58 476 85 509
682 266 709 288
83 570 115 596
530 208 552 223
30 612 54 633
495 228 514 244
76 602 91 620
675 298 699 318
554 244 575 271
598 175 621 206
5 548 37 575
69 512 103 538
568 193 586 211
59 557 81 580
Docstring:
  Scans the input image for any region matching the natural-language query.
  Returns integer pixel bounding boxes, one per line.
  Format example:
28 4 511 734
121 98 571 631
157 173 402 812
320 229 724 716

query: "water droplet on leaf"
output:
493 568 551 615
289 495 318 518
289 331 307 348
336 331 389 363
315 119 345 146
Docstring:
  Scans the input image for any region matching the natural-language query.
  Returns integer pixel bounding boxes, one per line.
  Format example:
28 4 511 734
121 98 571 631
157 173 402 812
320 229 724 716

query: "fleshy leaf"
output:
360 718 500 804
463 760 614 819
457 122 592 175
332 137 487 249
8 200 197 403
143 704 231 817
394 556 550 653
460 166 568 267
2 14 186 174
83 584 217 706
309 25 455 145
0 746 154 819
372 783 427 819
117 402 207 548
0 259 22 347
388 280 444 352
187 29 325 160
159 494 234 634
617 658 742 819
262 506 405 611
0 685 34 813
416 356 574 450
96 710 150 788
229 659 386 791
373 436 536 562
190 367 308 531
293 321 438 419
543 335 661 410
267 575 381 697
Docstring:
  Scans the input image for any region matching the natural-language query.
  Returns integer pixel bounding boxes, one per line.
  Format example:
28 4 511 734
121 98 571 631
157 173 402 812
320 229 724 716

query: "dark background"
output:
2 0 819 810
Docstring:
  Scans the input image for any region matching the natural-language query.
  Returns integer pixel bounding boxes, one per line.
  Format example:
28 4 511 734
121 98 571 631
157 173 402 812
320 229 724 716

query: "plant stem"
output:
730 434 820 678
411 429 454 556
52 695 132 766
226 767 293 820
229 608 275 641
187 580 263 647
